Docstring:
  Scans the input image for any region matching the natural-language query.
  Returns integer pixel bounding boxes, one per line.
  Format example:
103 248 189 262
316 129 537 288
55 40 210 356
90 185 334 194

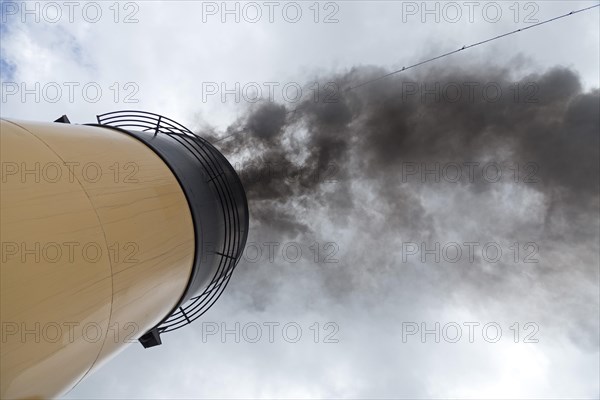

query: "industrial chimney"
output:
0 111 249 398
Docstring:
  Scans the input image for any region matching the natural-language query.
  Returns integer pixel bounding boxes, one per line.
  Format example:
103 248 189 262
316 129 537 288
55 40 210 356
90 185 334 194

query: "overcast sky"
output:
1 1 599 398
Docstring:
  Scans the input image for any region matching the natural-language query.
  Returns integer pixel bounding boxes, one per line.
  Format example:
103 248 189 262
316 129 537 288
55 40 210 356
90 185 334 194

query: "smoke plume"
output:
200 63 599 351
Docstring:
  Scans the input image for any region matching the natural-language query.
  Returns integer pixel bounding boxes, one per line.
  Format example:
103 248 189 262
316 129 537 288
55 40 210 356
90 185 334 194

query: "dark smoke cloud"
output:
199 64 599 351
213 64 598 221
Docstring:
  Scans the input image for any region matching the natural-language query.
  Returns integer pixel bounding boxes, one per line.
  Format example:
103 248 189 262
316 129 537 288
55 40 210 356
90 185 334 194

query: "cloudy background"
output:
1 0 599 398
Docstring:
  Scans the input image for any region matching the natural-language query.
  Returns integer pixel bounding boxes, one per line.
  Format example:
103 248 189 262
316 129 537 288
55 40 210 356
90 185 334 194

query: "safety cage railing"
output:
96 110 248 341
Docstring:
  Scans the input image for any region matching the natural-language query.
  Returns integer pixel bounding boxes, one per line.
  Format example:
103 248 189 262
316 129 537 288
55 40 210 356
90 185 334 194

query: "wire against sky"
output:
210 2 600 144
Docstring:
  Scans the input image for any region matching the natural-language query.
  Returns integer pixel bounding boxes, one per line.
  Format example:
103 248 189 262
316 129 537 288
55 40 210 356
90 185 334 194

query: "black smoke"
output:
212 65 598 225
201 64 599 350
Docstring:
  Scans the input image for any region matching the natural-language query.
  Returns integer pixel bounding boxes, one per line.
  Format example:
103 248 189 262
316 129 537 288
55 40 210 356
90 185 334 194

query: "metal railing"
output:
97 110 247 334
